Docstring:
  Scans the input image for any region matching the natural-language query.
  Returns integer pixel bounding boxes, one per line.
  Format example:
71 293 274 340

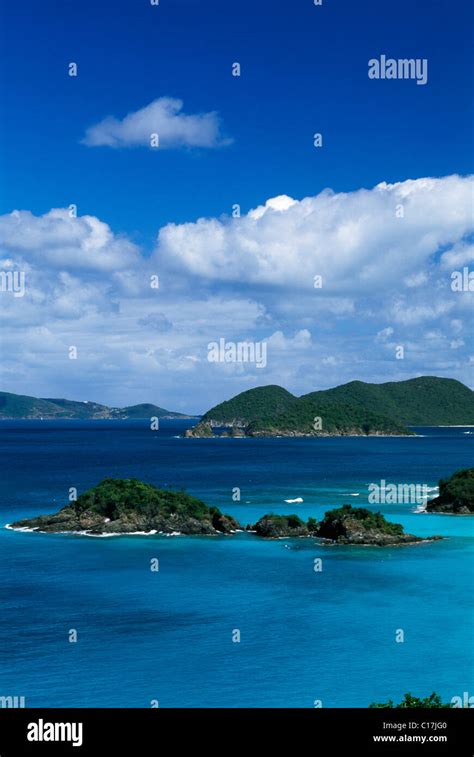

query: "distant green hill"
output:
0 392 65 419
194 376 473 437
201 385 297 425
246 399 409 436
302 376 474 425
118 403 180 419
0 391 192 420
42 398 112 419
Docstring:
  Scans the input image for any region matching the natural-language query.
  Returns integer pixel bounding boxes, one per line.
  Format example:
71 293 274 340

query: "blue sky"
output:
0 0 473 412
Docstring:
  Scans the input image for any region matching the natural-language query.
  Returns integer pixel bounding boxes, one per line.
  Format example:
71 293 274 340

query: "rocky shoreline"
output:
184 421 412 439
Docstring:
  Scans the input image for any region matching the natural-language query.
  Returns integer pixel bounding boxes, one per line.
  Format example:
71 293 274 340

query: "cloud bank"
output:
0 175 472 410
156 175 473 290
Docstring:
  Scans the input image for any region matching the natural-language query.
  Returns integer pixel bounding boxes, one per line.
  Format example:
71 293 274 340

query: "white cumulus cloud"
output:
82 97 230 149
0 209 139 271
156 175 474 290
1 175 473 408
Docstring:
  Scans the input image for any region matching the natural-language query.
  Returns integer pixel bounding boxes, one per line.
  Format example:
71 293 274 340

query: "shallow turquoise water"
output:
0 421 472 707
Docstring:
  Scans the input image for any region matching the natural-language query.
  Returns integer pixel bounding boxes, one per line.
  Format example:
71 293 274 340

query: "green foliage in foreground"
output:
73 478 214 521
369 692 452 708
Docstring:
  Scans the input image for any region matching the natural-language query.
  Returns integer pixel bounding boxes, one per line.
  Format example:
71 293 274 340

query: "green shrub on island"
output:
251 513 310 537
307 517 319 533
74 478 210 520
320 505 404 537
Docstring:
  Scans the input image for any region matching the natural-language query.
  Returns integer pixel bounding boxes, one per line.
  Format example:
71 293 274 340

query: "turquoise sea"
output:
0 421 472 707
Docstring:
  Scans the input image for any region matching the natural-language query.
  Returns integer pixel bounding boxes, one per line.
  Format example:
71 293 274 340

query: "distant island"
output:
8 480 439 545
0 391 196 420
185 376 474 438
427 468 474 514
3 376 473 429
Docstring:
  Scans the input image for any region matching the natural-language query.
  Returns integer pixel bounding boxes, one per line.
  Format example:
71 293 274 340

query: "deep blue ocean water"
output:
0 420 472 708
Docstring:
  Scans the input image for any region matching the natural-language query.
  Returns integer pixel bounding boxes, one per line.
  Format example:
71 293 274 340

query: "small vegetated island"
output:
9 479 241 536
9 479 440 545
426 468 474 514
184 376 474 437
250 507 440 546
